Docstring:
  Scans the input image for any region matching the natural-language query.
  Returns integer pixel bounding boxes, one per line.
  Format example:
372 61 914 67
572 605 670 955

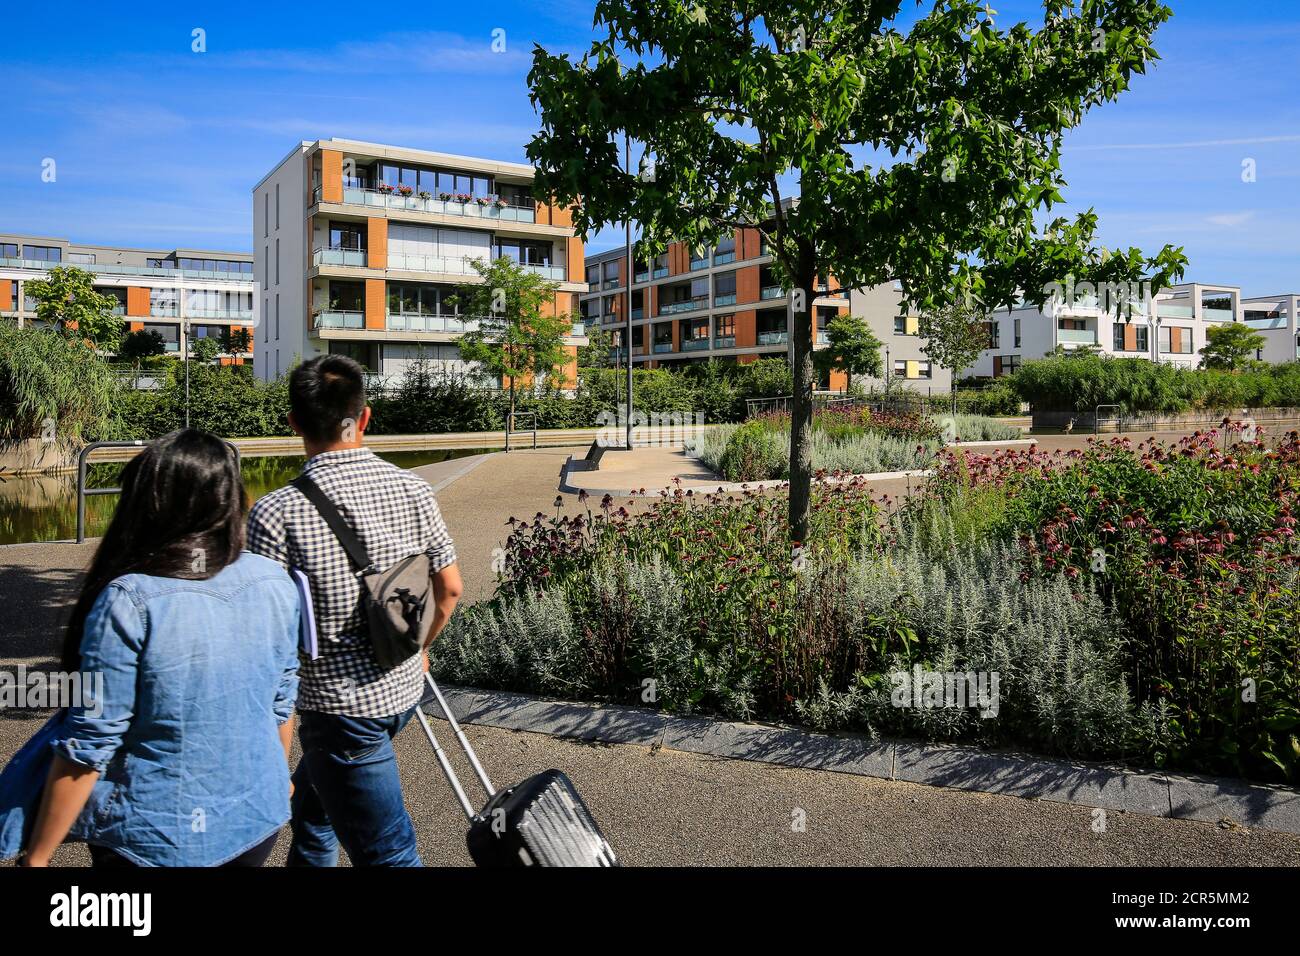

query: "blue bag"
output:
0 712 65 861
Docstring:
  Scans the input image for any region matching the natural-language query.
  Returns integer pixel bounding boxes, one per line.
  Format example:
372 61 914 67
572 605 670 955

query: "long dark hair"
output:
63 429 247 671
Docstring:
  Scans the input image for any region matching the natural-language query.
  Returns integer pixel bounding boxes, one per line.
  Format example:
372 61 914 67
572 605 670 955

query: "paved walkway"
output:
4 430 1300 865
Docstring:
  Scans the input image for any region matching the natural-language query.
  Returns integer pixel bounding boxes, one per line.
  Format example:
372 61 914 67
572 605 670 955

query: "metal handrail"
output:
505 412 538 452
76 440 241 543
1094 404 1122 435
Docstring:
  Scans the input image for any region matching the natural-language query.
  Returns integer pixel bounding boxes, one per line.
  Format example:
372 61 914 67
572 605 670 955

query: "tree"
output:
814 314 881 391
221 326 253 364
579 322 615 368
527 0 1186 542
1200 322 1265 372
118 329 166 368
24 266 123 351
918 299 990 401
453 256 574 420
190 337 221 364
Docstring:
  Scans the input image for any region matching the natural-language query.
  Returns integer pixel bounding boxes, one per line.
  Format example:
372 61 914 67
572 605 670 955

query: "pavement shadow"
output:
0 556 87 672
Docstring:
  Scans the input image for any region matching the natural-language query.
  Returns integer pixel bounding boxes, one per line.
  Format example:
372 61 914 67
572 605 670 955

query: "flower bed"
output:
684 409 1021 481
432 422 1300 784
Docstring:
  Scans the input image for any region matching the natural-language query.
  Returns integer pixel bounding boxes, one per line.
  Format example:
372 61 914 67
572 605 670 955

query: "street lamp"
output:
884 345 891 404
624 131 634 451
182 319 191 428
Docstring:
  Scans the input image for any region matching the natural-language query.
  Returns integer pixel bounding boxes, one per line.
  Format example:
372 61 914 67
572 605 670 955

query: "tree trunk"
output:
789 257 817 544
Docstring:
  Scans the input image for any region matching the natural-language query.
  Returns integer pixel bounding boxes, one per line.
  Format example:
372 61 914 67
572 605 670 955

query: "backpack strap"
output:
290 475 374 572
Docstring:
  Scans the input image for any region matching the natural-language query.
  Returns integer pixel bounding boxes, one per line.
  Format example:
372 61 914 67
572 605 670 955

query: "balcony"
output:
186 308 254 320
1157 302 1194 319
314 246 368 268
653 342 675 354
386 313 482 334
714 293 737 307
0 257 253 283
714 251 737 265
634 271 649 283
386 253 477 276
760 285 785 300
713 335 736 349
659 297 709 316
1203 307 1235 322
1059 328 1098 345
630 308 643 320
330 185 538 223
150 305 179 318
1245 316 1287 330
757 330 788 346
682 337 711 352
314 311 365 330
816 331 828 346
690 258 710 271
652 267 669 279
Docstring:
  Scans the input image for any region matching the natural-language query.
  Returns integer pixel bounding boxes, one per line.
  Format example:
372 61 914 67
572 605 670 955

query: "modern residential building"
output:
970 282 1300 378
252 138 588 385
0 233 256 361
580 241 953 392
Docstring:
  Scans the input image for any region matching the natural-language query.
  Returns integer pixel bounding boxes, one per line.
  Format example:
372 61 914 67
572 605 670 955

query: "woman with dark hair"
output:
20 429 300 867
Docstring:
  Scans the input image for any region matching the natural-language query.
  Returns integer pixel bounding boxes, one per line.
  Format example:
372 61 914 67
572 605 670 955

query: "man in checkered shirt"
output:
248 355 462 867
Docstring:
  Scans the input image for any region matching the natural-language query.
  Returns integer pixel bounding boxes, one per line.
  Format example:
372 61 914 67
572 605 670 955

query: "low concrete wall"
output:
1032 407 1300 434
0 439 79 477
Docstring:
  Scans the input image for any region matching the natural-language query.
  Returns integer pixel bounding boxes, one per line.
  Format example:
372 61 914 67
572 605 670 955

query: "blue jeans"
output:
288 707 422 867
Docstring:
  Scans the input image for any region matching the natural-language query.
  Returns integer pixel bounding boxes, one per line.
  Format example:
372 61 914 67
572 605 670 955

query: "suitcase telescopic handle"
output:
414 674 497 821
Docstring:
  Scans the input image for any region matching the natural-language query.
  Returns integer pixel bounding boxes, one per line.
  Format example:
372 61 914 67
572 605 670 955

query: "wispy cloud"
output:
218 31 533 75
1067 135 1300 153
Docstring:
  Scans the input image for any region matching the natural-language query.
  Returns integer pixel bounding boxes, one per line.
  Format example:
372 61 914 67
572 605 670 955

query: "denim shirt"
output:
57 552 300 866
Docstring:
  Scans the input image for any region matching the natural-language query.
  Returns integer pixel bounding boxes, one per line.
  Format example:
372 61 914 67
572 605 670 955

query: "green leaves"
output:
24 266 124 352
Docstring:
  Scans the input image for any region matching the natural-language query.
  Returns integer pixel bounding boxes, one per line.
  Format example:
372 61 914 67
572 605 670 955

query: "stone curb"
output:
424 684 1300 835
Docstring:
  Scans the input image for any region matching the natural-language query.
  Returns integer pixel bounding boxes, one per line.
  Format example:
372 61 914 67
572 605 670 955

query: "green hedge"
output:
1011 353 1300 414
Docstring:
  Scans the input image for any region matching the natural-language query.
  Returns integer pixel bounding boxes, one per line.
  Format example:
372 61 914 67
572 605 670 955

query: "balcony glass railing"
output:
0 257 254 283
630 308 643 320
713 335 736 349
332 186 537 223
757 330 788 346
682 337 710 351
816 331 828 346
653 342 674 353
186 308 254 320
652 267 669 279
760 286 785 300
602 279 620 289
1203 307 1235 321
1157 303 1194 319
315 311 365 330
386 253 477 275
1245 316 1286 330
714 293 737 307
110 305 126 316
314 246 368 268
690 259 710 271
1058 328 1098 345
386 313 482 334
659 297 709 316
634 272 649 283
713 251 736 265
150 305 179 317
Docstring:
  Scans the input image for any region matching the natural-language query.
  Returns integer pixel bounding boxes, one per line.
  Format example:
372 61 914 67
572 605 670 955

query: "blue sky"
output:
1 0 1296 295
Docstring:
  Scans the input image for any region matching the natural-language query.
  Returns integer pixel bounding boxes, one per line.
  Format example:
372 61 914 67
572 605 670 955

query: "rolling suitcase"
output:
414 674 620 867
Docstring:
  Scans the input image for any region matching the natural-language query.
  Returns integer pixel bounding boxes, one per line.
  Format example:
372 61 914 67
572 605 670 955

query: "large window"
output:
387 283 456 316
178 257 253 273
23 245 61 262
0 243 18 259
329 223 366 252
329 341 378 372
327 281 364 312
496 239 552 266
379 163 492 199
1112 324 1149 351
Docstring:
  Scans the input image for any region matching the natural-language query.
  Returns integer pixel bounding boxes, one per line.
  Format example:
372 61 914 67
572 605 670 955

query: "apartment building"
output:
971 282 1300 377
253 138 588 385
0 234 255 360
580 242 953 392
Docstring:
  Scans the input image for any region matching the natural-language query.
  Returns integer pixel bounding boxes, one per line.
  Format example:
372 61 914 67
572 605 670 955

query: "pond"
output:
0 449 494 546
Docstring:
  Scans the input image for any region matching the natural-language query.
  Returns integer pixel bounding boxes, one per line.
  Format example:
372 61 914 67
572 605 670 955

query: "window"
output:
984 320 1000 348
147 257 175 270
916 361 933 379
0 243 17 259
893 359 907 377
998 354 1022 375
690 246 710 270
23 245 61 262
330 223 366 251
1014 318 1022 348
67 252 95 264
894 316 906 334
714 234 736 264
496 239 552 266
586 264 600 286
275 294 280 339
714 271 737 304
715 314 736 339
329 341 378 372
1112 324 1149 351
264 192 269 237
275 239 280 285
275 183 280 230
602 260 620 287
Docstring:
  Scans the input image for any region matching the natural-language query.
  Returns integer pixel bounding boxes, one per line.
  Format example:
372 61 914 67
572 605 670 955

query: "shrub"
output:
717 420 786 481
0 325 118 443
